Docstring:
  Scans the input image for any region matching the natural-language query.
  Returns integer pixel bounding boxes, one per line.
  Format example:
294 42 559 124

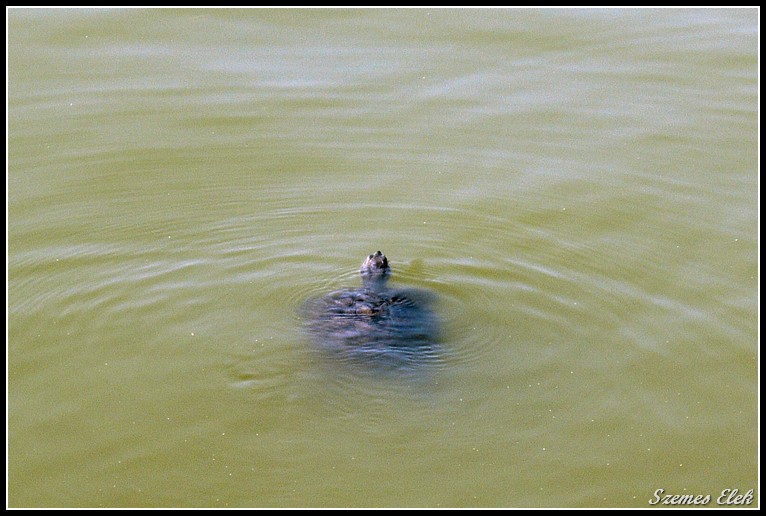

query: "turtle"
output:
302 251 440 366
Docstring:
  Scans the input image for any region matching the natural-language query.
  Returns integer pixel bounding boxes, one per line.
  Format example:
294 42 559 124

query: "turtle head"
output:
360 251 390 279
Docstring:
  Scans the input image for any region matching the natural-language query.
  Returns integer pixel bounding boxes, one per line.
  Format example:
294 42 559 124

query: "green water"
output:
8 8 758 508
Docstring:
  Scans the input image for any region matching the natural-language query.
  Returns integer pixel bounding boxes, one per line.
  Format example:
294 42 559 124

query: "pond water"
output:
8 8 758 508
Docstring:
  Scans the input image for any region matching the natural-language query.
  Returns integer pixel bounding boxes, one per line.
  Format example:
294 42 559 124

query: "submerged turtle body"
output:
303 251 439 365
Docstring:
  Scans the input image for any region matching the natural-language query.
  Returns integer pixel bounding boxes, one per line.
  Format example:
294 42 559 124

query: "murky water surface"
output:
8 8 757 507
